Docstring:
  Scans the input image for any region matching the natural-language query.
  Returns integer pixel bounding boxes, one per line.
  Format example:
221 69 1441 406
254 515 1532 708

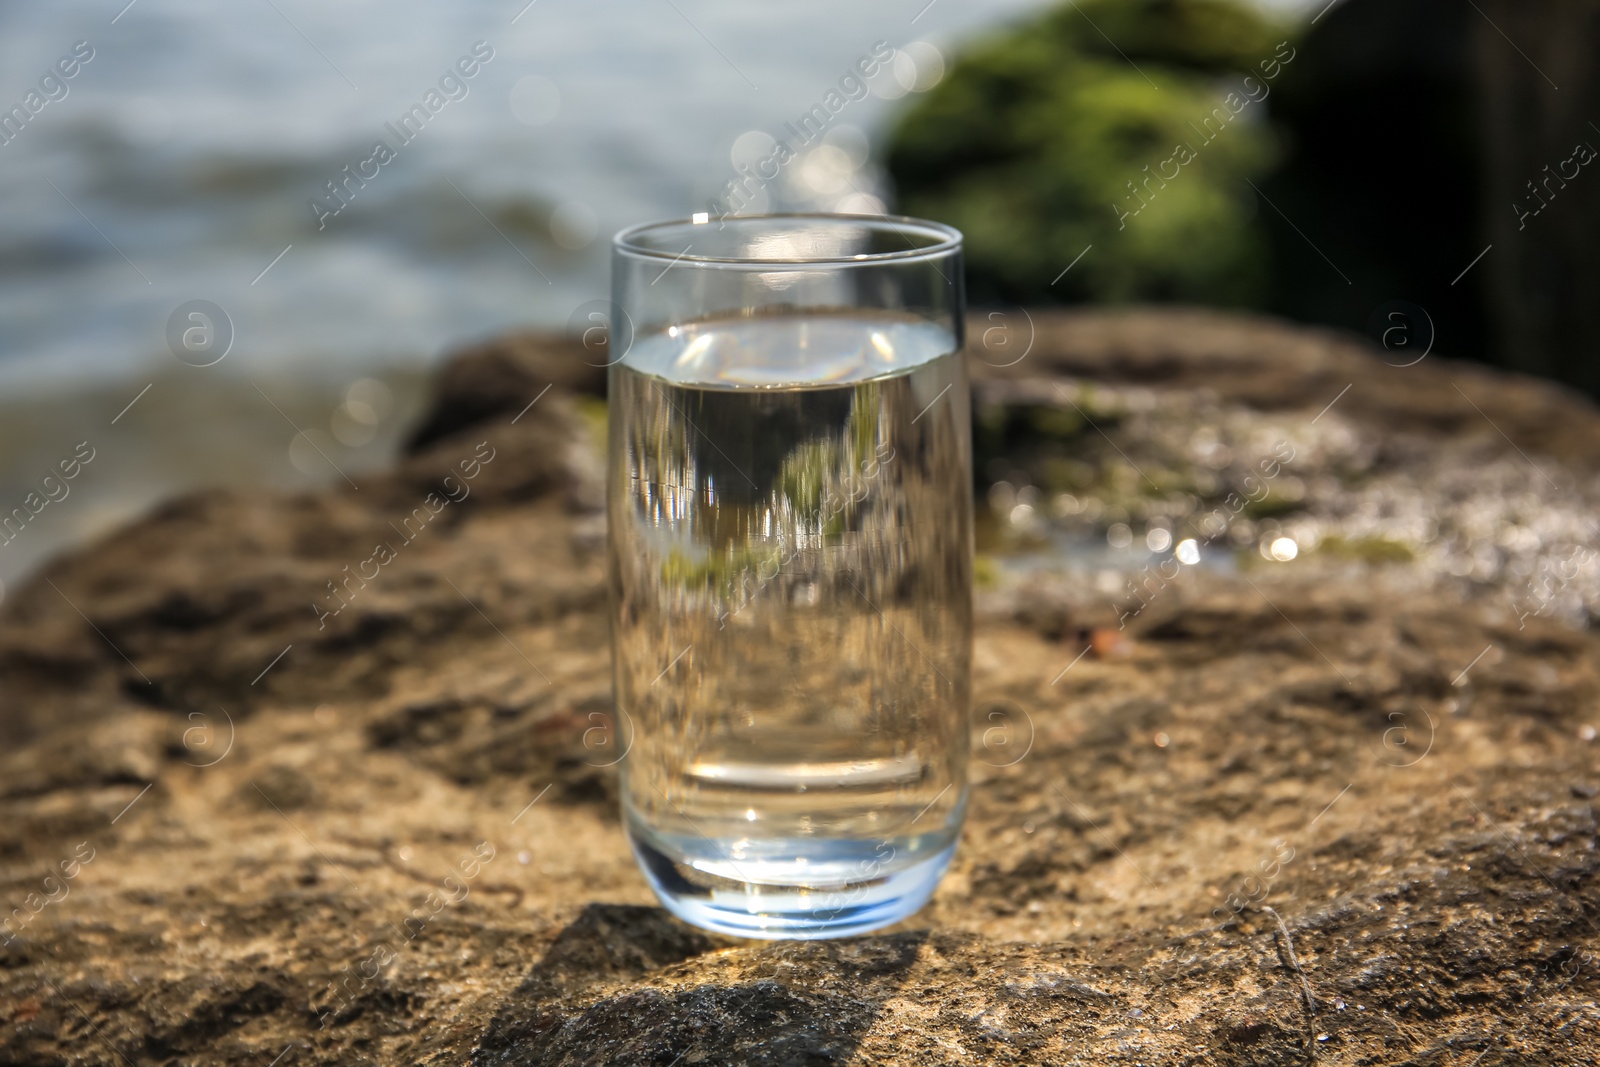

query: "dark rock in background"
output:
886 0 1600 401
1475 0 1600 398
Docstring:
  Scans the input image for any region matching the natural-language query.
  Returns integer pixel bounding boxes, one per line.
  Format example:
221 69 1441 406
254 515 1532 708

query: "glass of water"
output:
607 213 971 939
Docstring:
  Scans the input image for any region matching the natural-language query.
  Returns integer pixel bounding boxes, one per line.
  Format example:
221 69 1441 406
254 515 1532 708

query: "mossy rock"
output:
1317 533 1417 563
886 0 1291 307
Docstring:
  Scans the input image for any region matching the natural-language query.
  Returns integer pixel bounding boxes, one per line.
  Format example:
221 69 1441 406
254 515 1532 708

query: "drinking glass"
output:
607 213 971 939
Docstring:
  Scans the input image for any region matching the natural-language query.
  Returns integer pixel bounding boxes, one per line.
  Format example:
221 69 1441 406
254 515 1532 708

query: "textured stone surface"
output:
2 308 1598 1065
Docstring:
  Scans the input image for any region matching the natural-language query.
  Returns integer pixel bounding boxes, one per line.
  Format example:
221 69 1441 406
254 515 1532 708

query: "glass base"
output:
627 821 958 940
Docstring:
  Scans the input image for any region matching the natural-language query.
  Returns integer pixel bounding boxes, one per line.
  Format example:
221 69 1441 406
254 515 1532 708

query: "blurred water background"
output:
0 0 1318 590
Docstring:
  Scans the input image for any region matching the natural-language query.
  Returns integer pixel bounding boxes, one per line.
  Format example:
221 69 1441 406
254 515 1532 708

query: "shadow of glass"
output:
471 902 929 1066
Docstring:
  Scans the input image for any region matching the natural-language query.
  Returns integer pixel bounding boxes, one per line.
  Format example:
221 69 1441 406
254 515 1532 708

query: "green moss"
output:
660 544 782 590
660 548 709 587
574 396 608 441
975 554 1001 588
1041 458 1097 493
775 439 836 513
1243 490 1304 519
885 0 1290 307
1028 405 1086 440
1317 535 1416 564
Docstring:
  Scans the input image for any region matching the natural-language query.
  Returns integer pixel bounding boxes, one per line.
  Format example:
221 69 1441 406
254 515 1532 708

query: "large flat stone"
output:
2 308 1597 1065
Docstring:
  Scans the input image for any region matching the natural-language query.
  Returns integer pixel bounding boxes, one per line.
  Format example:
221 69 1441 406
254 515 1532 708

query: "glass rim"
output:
612 212 962 267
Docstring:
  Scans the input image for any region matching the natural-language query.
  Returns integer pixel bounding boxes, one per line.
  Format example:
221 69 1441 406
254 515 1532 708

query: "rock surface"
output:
2 308 1599 1066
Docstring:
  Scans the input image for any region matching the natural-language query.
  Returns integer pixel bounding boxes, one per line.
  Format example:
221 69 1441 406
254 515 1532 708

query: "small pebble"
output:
1089 628 1128 659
